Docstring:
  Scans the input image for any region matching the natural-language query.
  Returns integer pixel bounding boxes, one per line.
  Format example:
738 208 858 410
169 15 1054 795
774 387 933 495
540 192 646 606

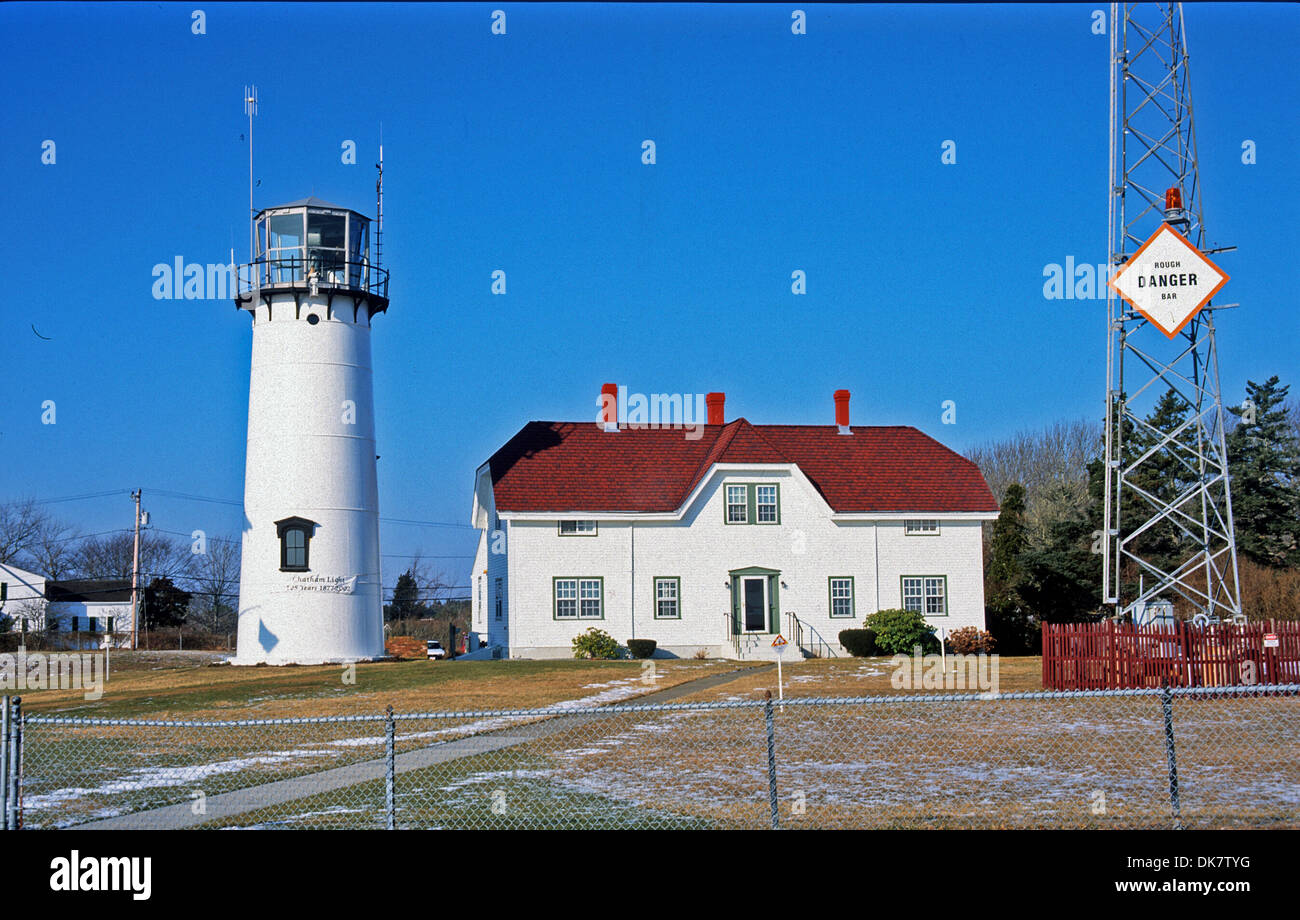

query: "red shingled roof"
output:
486 418 998 514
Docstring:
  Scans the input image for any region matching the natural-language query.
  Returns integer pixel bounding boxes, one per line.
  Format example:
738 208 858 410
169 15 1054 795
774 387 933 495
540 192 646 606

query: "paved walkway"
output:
74 663 774 830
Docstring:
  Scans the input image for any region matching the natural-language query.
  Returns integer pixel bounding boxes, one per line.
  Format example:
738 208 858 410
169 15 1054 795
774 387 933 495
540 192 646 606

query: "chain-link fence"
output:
5 686 1297 830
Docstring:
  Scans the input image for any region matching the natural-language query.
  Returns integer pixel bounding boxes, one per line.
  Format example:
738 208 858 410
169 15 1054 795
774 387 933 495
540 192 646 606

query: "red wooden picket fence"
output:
1041 619 1300 690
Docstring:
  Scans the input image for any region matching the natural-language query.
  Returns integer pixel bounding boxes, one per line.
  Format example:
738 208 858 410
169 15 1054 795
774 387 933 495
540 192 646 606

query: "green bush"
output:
838 628 877 657
864 608 939 655
571 627 622 659
626 638 658 659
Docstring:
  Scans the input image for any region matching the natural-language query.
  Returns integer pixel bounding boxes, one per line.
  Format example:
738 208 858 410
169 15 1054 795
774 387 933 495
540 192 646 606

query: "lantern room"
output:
238 196 388 311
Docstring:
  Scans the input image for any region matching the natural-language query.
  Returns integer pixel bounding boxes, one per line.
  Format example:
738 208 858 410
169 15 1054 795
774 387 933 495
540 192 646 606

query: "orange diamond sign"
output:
1109 223 1229 339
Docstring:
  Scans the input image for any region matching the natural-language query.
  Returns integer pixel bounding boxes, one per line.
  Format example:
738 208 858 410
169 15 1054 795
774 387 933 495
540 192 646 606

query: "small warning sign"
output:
1109 222 1228 339
1264 633 1279 649
771 634 788 651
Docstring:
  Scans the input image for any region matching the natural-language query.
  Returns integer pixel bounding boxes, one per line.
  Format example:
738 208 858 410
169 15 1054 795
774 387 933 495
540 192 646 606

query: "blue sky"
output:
2 3 1297 595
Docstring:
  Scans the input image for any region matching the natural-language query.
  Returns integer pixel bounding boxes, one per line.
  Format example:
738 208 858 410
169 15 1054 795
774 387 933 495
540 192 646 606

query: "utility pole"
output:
130 489 142 649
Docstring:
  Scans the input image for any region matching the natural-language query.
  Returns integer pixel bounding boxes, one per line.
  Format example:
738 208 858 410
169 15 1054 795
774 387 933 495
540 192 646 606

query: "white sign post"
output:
771 634 788 708
1109 223 1229 339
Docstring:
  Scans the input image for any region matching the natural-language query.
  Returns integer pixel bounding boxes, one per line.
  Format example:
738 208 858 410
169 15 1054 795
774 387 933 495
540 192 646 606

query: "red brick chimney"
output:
834 389 851 435
600 382 618 432
706 392 725 426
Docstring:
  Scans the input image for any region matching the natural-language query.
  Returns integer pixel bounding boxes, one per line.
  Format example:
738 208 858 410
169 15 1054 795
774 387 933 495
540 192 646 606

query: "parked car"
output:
426 639 446 660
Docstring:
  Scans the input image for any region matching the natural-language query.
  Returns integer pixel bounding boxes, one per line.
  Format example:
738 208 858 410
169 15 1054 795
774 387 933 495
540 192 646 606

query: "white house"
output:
0 563 47 628
44 580 135 649
1 564 136 649
469 388 1000 660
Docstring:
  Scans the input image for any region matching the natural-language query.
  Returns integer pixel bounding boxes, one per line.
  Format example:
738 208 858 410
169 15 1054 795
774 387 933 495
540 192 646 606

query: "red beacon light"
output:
1163 186 1190 230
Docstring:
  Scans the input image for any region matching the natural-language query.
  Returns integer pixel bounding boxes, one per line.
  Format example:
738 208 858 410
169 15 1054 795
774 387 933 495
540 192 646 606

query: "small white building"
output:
469 388 999 660
1 564 135 648
44 580 135 649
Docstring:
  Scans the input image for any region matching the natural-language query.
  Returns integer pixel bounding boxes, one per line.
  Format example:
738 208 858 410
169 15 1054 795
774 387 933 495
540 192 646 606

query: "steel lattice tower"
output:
1103 2 1242 621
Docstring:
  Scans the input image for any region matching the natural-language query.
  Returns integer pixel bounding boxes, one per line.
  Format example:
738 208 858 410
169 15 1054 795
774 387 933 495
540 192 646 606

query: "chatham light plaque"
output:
1109 222 1229 339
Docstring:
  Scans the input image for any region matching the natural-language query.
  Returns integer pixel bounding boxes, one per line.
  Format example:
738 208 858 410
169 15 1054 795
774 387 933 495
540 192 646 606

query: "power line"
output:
22 490 131 506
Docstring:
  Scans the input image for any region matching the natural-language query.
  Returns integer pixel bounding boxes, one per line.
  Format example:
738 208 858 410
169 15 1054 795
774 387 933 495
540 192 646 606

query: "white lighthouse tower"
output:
231 197 389 664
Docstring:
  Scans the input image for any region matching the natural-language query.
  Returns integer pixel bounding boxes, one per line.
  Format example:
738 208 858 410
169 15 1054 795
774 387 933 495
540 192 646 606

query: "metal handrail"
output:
723 612 742 660
787 611 805 654
236 254 389 299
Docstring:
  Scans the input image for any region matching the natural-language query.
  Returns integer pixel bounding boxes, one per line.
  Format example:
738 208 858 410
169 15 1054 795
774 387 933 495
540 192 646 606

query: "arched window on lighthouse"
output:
275 517 318 572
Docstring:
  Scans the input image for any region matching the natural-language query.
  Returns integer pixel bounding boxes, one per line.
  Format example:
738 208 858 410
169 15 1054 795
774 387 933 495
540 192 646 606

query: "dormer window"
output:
275 516 318 572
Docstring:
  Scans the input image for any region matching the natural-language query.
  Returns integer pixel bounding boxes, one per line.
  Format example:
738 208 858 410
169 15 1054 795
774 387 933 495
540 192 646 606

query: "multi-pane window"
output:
555 578 603 619
559 520 597 535
829 577 854 618
726 485 748 523
276 516 316 572
654 577 680 619
904 519 939 535
902 576 947 615
579 579 603 618
555 579 577 618
725 483 780 524
283 528 307 568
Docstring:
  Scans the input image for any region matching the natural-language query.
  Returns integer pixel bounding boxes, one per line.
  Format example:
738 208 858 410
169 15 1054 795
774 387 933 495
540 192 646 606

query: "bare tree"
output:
189 533 241 633
0 499 46 565
24 514 83 580
965 419 1102 550
406 549 454 606
8 597 50 634
75 530 196 582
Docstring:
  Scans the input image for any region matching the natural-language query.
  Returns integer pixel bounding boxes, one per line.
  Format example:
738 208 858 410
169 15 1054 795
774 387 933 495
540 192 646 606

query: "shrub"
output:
946 626 997 654
626 638 658 659
838 628 877 657
865 608 939 655
693 648 710 660
384 636 426 660
572 627 622 659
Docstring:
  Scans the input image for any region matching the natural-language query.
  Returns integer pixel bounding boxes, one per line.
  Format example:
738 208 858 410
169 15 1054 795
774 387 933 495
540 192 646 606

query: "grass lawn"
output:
675 654 1045 703
16 651 760 720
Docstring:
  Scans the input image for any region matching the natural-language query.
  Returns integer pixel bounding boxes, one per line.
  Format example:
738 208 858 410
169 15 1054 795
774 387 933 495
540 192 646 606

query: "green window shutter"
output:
746 485 757 525
730 578 741 635
768 575 780 635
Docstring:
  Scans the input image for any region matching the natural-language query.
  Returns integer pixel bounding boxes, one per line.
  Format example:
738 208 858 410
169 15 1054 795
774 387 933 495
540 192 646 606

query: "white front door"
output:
741 576 768 633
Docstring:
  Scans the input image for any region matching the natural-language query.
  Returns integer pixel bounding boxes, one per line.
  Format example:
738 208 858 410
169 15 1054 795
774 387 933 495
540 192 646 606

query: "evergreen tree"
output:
1019 458 1106 624
1227 376 1300 567
1125 388 1196 580
985 483 1036 654
988 484 1028 585
143 576 191 629
384 570 426 622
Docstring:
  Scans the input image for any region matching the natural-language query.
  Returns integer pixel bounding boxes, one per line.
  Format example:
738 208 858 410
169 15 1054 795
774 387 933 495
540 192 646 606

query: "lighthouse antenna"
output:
245 84 259 294
375 128 384 268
